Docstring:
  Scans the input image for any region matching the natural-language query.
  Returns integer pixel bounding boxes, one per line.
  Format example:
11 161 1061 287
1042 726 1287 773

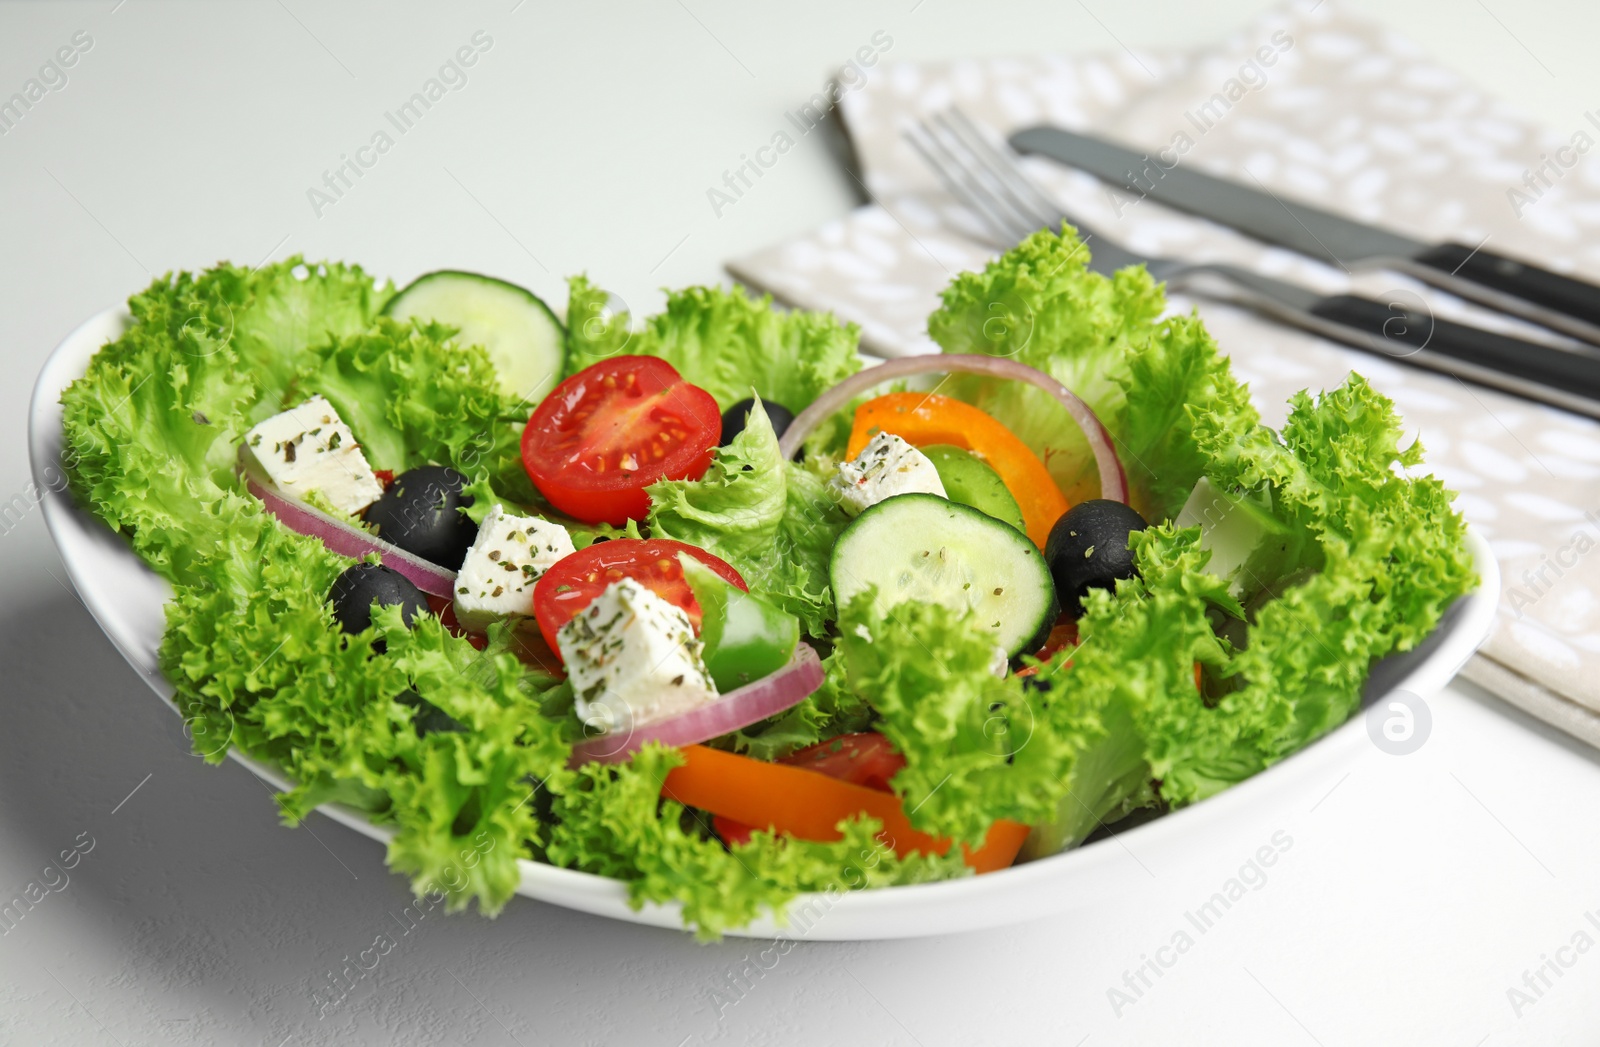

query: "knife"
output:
904 108 1600 419
1011 125 1600 347
1077 227 1600 422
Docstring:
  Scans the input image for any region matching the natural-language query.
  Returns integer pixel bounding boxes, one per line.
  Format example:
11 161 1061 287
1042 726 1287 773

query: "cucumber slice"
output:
920 444 1027 534
830 493 1056 657
384 270 565 405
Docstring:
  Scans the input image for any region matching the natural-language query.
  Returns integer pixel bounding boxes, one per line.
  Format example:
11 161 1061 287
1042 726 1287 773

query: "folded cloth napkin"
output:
728 0 1600 744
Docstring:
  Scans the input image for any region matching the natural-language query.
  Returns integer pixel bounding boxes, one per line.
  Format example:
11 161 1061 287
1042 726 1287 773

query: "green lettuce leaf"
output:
59 258 390 585
293 316 537 505
646 402 849 636
1145 374 1477 804
158 505 568 912
565 277 863 413
835 590 1083 846
232 259 395 410
67 260 566 915
62 248 1478 934
646 399 788 567
927 225 1233 521
545 744 967 940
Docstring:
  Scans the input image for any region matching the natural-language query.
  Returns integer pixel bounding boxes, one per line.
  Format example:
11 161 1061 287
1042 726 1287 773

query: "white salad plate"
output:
29 306 1501 940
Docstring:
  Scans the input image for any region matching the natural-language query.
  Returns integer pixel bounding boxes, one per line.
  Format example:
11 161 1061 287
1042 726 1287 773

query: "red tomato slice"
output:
521 356 721 525
531 538 746 656
778 732 906 792
712 815 755 847
713 733 905 847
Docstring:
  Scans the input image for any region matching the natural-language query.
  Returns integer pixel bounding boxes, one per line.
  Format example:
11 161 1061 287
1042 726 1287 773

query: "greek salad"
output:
59 228 1476 936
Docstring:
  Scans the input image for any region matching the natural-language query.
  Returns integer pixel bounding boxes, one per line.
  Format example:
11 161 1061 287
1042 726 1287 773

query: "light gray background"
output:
4 2 1600 1044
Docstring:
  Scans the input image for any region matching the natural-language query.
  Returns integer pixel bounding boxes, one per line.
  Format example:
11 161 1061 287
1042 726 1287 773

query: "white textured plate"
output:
30 306 1501 940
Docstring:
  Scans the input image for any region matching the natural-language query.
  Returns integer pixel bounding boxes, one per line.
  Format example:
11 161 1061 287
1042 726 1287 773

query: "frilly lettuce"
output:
1147 374 1476 804
61 249 1478 933
646 399 789 567
65 260 561 914
545 744 967 941
646 401 848 637
927 225 1237 522
59 259 388 585
835 591 1081 846
293 316 538 506
565 275 863 413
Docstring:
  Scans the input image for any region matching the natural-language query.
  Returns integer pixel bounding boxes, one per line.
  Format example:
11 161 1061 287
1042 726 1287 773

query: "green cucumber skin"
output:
920 444 1027 534
830 493 1056 657
385 269 563 327
384 270 565 404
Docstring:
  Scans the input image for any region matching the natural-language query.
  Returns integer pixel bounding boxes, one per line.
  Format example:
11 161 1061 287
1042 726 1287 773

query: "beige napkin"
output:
728 0 1600 743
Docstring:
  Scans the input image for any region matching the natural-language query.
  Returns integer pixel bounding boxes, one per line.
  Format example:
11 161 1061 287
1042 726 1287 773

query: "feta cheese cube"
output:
829 432 947 516
451 506 576 631
989 645 1010 679
243 395 383 516
559 578 719 733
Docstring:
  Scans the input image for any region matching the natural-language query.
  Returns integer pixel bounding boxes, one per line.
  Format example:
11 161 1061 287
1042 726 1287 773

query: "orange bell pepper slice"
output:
846 392 1070 549
662 744 1028 875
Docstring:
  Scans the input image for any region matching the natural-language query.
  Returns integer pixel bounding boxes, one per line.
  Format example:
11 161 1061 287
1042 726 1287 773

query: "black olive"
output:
363 465 477 569
1022 674 1053 695
328 563 429 644
396 689 466 737
720 397 796 446
1045 499 1149 618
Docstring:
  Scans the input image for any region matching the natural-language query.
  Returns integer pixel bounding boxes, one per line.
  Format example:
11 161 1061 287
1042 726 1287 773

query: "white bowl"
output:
29 306 1501 940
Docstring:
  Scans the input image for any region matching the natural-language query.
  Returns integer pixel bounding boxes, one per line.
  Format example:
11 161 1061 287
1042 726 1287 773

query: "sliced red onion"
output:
569 642 824 766
779 354 1127 504
244 473 458 599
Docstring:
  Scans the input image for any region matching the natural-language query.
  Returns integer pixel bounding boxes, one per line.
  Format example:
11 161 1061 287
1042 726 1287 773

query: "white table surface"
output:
4 2 1600 1044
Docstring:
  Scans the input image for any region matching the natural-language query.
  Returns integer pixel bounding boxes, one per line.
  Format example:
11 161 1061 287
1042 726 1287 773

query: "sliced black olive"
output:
363 465 477 570
328 563 429 644
1045 499 1149 618
719 397 795 446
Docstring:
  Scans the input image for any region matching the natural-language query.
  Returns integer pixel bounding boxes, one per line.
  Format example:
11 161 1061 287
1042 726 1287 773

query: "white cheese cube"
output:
829 432 947 516
989 645 1010 679
559 578 719 733
243 395 383 516
451 506 576 632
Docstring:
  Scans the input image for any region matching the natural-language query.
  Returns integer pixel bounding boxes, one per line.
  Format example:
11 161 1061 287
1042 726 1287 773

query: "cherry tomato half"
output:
521 356 721 526
531 538 747 656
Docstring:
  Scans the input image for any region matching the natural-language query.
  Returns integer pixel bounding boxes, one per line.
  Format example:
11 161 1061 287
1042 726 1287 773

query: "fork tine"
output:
940 107 1121 253
937 109 1069 233
922 113 1051 241
904 119 1033 247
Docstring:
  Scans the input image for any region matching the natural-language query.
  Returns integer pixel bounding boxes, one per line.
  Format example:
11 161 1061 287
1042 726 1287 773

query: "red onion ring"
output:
569 642 824 766
243 471 459 599
778 354 1127 504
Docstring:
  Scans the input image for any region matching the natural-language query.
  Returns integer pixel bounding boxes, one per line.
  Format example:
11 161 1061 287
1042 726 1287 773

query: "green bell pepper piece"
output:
679 555 800 691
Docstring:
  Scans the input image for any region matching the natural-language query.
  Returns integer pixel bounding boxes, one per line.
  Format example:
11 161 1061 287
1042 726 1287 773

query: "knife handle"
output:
1306 293 1600 403
1414 243 1600 328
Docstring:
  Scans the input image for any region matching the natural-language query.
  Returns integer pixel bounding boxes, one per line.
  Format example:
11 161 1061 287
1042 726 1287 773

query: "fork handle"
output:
1306 293 1600 406
1413 244 1600 331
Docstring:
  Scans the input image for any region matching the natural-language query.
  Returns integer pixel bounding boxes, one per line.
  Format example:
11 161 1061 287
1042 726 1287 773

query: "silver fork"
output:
906 109 1304 298
904 109 1600 420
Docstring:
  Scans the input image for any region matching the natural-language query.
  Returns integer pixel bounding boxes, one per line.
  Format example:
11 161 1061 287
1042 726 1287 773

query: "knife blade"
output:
1011 125 1600 346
